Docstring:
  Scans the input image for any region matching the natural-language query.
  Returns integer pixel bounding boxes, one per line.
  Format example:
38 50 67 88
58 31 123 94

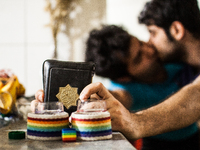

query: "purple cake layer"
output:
27 130 61 137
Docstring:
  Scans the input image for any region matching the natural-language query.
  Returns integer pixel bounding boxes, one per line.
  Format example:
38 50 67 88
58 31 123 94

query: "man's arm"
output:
132 77 200 139
80 76 200 140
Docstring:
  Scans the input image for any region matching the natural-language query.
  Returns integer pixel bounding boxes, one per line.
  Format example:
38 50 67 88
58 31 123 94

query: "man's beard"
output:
161 45 186 63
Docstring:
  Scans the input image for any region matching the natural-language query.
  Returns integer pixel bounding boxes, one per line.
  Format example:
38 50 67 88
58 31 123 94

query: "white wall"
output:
0 0 69 96
106 0 150 42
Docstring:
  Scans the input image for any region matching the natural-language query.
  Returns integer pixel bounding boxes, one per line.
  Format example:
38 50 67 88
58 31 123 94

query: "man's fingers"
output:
30 99 39 112
105 96 122 111
80 82 113 100
31 89 44 112
35 89 44 102
90 93 101 100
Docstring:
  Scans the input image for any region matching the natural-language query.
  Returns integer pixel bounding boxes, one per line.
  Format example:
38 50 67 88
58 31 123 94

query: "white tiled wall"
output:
0 0 61 96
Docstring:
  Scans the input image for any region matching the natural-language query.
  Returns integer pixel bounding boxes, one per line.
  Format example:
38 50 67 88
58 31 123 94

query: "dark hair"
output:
85 25 131 80
138 0 200 40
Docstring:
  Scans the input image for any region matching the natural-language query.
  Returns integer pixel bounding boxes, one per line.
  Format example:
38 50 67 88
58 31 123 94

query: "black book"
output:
42 59 95 115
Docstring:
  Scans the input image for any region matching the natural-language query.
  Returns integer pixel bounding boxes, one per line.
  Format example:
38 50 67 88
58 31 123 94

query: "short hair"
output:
138 0 200 40
85 25 131 80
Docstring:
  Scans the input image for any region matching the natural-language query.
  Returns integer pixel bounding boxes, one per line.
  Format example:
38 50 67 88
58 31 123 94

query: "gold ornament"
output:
56 84 79 109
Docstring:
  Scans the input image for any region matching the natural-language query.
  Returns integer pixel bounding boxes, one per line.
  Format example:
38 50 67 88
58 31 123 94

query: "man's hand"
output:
30 89 44 112
80 82 139 140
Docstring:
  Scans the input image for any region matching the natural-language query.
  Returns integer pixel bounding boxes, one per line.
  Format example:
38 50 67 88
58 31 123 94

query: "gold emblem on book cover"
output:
56 84 79 109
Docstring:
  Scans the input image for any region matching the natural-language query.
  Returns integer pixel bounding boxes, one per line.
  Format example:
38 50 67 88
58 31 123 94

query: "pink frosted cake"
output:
71 111 112 141
27 111 69 140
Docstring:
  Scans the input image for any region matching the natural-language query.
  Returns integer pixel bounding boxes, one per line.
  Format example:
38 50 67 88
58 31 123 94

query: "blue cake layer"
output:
76 129 112 137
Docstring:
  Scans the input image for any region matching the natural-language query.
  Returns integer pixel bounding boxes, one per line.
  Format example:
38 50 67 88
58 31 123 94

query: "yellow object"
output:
0 92 13 114
0 81 3 89
0 75 25 114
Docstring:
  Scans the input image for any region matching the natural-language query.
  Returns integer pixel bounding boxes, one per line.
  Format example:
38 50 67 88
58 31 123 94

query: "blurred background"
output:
1 0 199 97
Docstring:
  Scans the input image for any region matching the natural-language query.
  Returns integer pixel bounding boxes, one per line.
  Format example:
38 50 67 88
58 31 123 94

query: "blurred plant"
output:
45 0 104 60
45 0 70 59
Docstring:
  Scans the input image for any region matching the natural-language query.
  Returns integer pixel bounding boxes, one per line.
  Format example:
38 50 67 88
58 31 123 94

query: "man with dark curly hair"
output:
86 25 167 83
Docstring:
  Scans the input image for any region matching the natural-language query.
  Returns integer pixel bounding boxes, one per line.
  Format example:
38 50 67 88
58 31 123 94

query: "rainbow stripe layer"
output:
27 112 69 140
71 111 112 141
62 128 77 142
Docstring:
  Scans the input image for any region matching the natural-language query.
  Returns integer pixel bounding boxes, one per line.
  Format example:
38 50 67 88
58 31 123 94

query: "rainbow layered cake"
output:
27 111 69 140
71 111 112 141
